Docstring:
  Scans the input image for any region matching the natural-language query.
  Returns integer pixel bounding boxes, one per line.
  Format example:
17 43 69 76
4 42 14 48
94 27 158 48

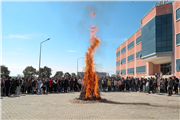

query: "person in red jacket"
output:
49 79 53 93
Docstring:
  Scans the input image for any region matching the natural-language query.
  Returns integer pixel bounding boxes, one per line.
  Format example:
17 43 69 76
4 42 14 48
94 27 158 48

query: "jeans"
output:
58 85 62 92
38 86 41 94
24 87 29 93
32 87 35 94
16 86 21 95
114 85 117 91
132 84 135 91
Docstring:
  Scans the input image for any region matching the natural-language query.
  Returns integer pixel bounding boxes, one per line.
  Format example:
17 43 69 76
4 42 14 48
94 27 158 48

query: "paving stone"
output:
1 92 180 119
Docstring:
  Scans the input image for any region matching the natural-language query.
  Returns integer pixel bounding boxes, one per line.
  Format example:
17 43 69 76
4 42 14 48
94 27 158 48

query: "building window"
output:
116 51 120 57
128 41 134 50
121 46 126 54
121 69 126 75
136 51 142 59
128 54 134 62
176 33 180 45
116 70 120 75
176 8 180 21
156 13 172 52
136 65 146 74
141 17 156 57
121 58 126 64
136 36 141 45
128 68 134 74
116 60 120 66
176 59 180 71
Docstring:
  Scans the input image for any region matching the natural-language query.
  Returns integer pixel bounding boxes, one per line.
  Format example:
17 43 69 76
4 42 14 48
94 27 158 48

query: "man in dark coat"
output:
149 78 154 94
64 77 68 93
173 76 179 94
168 77 173 96
5 77 11 96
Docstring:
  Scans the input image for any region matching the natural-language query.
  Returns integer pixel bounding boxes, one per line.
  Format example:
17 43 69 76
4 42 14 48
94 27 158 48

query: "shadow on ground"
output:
100 100 180 109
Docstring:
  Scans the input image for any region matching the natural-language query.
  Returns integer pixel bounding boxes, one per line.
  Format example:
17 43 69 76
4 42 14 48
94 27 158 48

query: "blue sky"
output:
1 1 159 76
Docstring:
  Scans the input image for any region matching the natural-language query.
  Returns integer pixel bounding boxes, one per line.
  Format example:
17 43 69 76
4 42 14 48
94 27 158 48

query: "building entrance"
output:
160 63 171 75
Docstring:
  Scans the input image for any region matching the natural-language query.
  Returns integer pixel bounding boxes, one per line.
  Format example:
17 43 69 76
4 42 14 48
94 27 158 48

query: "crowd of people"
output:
1 76 180 97
99 76 180 96
1 77 82 97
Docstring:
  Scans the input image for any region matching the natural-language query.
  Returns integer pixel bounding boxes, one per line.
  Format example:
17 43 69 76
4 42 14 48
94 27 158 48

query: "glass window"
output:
176 33 180 45
136 51 142 59
121 69 126 75
128 68 134 74
116 60 120 66
128 54 134 62
136 65 146 74
116 70 120 75
136 36 141 44
121 47 126 54
176 59 180 71
155 13 172 52
116 51 120 57
128 41 134 50
121 58 126 64
176 8 180 20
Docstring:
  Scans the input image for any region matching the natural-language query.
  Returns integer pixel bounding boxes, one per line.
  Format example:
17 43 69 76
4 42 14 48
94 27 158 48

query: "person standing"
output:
150 78 154 94
121 78 125 92
168 77 173 96
5 77 11 97
142 78 146 93
53 79 58 93
132 78 135 91
129 77 132 91
98 78 102 92
174 76 179 94
0 78 4 95
21 78 25 94
49 79 53 93
16 78 21 96
146 80 149 93
64 77 68 93
24 79 29 94
70 78 73 91
58 78 62 92
37 79 42 94
114 79 118 92
118 79 122 92
31 79 36 94
107 79 111 91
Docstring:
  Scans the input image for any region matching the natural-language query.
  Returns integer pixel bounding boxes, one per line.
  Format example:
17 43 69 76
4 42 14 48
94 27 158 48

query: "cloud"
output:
3 34 39 39
66 50 78 53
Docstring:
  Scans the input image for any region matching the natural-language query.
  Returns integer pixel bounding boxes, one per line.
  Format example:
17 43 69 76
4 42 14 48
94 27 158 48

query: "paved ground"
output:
1 91 180 120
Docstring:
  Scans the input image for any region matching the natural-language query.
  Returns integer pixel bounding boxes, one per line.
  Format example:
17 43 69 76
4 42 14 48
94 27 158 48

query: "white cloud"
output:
66 50 78 52
3 34 38 39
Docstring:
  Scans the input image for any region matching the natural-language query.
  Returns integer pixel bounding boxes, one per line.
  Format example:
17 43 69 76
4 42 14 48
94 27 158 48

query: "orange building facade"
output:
116 1 180 78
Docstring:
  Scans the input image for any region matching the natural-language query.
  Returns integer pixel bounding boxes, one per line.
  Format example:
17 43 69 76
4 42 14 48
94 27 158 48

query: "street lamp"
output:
39 38 50 76
77 57 82 77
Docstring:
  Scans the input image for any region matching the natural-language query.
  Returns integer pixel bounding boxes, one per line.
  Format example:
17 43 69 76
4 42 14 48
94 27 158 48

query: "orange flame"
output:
82 9 100 100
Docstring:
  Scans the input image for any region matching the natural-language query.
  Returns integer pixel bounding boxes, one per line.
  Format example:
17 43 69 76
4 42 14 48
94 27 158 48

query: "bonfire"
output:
78 7 101 100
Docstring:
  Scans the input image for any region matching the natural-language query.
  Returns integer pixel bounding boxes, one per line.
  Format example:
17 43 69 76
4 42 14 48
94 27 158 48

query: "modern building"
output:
116 0 180 78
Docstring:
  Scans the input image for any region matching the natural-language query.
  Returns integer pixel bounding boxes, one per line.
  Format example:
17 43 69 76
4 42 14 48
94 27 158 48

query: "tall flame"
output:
82 8 100 99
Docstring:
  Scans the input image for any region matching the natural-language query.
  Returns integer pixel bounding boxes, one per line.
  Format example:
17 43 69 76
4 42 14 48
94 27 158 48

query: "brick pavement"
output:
1 92 180 120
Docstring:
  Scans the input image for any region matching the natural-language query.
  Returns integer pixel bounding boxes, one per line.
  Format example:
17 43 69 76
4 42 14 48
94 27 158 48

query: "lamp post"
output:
77 57 82 77
39 38 50 76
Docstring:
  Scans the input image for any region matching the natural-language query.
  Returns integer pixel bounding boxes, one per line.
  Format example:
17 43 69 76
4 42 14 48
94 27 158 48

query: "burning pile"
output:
79 8 101 100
